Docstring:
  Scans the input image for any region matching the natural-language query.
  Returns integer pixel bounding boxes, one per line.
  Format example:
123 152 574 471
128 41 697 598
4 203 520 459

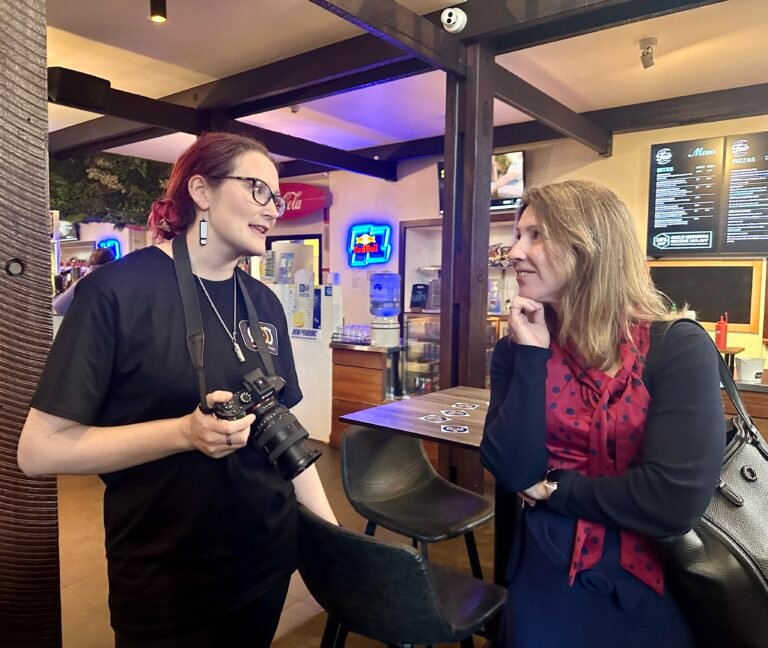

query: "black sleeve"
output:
480 339 552 492
31 274 117 424
546 322 726 538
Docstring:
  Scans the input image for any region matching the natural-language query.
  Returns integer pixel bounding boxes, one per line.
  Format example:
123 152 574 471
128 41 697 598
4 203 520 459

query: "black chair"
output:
341 425 494 579
298 505 507 648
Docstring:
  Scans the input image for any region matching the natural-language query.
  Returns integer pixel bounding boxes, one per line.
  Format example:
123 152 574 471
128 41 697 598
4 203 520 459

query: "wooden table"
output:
340 386 516 585
339 386 489 451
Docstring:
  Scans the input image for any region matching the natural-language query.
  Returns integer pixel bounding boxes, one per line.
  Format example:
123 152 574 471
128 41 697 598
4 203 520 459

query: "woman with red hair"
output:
19 132 336 647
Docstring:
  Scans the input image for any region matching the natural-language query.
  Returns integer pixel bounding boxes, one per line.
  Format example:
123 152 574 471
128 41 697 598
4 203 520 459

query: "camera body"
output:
213 370 285 420
213 368 321 480
440 7 467 34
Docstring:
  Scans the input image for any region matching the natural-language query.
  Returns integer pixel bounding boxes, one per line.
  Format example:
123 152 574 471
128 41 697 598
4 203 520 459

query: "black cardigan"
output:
480 321 726 539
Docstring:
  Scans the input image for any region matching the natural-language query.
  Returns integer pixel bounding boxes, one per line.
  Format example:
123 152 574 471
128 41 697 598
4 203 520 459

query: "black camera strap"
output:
234 269 278 378
172 235 277 413
173 235 210 413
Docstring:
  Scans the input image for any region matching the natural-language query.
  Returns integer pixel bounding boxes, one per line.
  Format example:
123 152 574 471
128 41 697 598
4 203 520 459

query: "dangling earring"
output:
199 215 208 246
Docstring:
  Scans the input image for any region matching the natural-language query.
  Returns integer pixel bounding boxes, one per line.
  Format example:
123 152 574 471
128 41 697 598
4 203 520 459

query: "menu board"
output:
647 138 724 255
721 132 768 253
647 131 768 256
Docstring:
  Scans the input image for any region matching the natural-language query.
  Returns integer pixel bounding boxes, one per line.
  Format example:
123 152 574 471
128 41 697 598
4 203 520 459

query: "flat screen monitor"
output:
58 219 79 242
438 150 525 215
490 151 525 211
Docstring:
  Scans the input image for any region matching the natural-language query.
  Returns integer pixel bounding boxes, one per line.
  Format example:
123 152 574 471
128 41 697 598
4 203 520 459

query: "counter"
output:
330 342 402 447
722 381 768 441
731 380 768 394
330 342 402 354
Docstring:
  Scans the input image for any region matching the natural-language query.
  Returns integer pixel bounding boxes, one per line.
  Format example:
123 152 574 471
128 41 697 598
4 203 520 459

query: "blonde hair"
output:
520 180 675 369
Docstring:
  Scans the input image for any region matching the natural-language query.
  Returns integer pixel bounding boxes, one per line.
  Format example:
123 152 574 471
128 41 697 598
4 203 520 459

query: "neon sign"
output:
98 238 121 259
347 224 392 267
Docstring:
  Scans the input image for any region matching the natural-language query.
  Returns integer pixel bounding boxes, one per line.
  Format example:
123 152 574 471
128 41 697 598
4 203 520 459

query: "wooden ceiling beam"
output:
211 115 398 180
230 58 430 117
48 68 397 180
493 63 612 155
306 0 465 77
458 0 725 54
48 34 413 157
279 82 768 176
48 0 723 159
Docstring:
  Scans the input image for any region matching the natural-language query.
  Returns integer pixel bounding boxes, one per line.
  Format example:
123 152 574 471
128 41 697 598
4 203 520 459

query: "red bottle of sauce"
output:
715 312 728 350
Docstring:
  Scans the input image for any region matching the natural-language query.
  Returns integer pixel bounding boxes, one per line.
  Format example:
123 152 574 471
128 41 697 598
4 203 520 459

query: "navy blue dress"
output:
496 508 696 648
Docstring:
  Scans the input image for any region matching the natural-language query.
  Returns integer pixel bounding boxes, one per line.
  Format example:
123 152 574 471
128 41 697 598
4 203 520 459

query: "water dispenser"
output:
369 271 401 347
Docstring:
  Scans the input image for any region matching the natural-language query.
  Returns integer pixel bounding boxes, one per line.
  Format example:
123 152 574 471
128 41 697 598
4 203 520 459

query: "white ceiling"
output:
46 0 768 164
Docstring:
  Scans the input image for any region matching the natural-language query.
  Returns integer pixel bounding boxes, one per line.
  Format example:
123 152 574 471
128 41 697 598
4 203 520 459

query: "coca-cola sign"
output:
278 183 331 219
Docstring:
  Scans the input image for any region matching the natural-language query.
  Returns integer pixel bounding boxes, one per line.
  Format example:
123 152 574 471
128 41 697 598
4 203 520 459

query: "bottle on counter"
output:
488 280 502 314
715 312 729 350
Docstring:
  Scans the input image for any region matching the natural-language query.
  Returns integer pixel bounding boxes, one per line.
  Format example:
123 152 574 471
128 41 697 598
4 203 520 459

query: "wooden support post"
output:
439 43 495 494
0 0 63 645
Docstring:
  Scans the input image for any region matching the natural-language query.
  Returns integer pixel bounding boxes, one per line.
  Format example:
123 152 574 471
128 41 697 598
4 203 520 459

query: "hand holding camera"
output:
211 368 321 480
183 390 255 459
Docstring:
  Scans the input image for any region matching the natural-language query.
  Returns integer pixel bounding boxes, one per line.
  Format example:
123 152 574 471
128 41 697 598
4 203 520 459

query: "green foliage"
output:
49 153 171 227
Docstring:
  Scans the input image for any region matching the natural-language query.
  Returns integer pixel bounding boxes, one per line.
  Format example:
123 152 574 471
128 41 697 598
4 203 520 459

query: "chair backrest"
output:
341 425 437 504
297 505 456 645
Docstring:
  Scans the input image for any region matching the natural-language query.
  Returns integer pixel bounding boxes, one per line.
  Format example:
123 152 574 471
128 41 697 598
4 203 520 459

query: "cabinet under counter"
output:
330 343 401 448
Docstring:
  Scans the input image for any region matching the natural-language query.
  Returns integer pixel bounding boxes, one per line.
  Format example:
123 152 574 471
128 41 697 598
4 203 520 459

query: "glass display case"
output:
401 312 507 397
399 217 515 397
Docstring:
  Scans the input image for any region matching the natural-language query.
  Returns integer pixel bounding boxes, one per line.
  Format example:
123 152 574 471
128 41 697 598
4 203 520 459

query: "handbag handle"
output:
667 318 758 436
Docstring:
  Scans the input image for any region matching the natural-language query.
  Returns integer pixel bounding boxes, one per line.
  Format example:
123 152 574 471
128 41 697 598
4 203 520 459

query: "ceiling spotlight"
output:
639 37 658 69
149 0 167 24
288 105 301 114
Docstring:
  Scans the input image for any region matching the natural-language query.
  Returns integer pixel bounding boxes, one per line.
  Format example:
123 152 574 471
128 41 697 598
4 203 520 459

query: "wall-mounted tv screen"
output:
438 150 525 215
58 219 79 242
647 131 768 257
490 151 525 211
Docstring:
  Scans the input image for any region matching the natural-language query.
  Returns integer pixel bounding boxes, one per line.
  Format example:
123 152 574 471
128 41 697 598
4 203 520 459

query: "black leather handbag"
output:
654 321 768 648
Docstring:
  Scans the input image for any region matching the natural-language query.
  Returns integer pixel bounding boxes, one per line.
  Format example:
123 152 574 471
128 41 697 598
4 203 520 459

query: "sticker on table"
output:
441 425 470 434
441 409 470 417
420 414 451 423
452 402 479 410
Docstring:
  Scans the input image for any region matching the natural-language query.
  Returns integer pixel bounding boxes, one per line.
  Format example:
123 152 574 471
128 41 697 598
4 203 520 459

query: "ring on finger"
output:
226 433 232 447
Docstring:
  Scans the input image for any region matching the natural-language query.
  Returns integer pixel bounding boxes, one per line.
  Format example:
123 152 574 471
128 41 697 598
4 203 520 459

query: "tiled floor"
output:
58 442 495 646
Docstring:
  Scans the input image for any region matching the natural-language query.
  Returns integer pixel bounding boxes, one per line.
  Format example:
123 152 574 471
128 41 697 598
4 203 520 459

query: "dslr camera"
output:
212 368 321 480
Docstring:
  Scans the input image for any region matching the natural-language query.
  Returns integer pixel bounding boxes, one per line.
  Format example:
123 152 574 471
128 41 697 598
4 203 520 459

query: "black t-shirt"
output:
32 246 303 637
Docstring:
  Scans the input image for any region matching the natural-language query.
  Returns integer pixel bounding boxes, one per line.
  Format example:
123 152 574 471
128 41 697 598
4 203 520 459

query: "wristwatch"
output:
544 468 563 489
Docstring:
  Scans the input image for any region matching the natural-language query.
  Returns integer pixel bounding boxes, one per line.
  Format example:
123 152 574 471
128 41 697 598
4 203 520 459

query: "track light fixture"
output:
639 37 658 69
149 0 167 24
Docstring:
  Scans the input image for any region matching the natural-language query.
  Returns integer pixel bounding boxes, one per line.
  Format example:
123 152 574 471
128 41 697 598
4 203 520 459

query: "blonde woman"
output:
481 180 724 647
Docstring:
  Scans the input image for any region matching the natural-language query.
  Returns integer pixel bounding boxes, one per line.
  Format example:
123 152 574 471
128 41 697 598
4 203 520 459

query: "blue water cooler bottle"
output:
369 272 401 347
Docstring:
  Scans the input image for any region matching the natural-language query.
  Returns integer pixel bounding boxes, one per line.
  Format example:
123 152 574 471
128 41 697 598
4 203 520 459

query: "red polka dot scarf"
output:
545 322 664 595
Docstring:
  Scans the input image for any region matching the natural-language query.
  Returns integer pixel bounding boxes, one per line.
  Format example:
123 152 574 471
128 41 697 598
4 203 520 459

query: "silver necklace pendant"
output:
232 338 246 364
194 268 246 365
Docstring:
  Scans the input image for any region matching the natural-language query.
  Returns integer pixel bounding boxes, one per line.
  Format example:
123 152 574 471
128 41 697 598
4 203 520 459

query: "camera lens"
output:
239 368 322 480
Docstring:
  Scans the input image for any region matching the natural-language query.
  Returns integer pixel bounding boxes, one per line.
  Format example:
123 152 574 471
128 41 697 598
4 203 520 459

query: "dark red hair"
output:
147 132 272 240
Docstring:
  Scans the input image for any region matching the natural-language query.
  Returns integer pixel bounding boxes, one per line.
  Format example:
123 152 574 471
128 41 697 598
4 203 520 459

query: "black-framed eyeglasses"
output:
209 175 286 217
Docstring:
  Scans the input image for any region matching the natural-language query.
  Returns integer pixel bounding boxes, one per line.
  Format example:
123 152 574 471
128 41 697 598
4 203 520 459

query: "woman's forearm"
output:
18 407 192 476
481 344 551 492
293 463 338 524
